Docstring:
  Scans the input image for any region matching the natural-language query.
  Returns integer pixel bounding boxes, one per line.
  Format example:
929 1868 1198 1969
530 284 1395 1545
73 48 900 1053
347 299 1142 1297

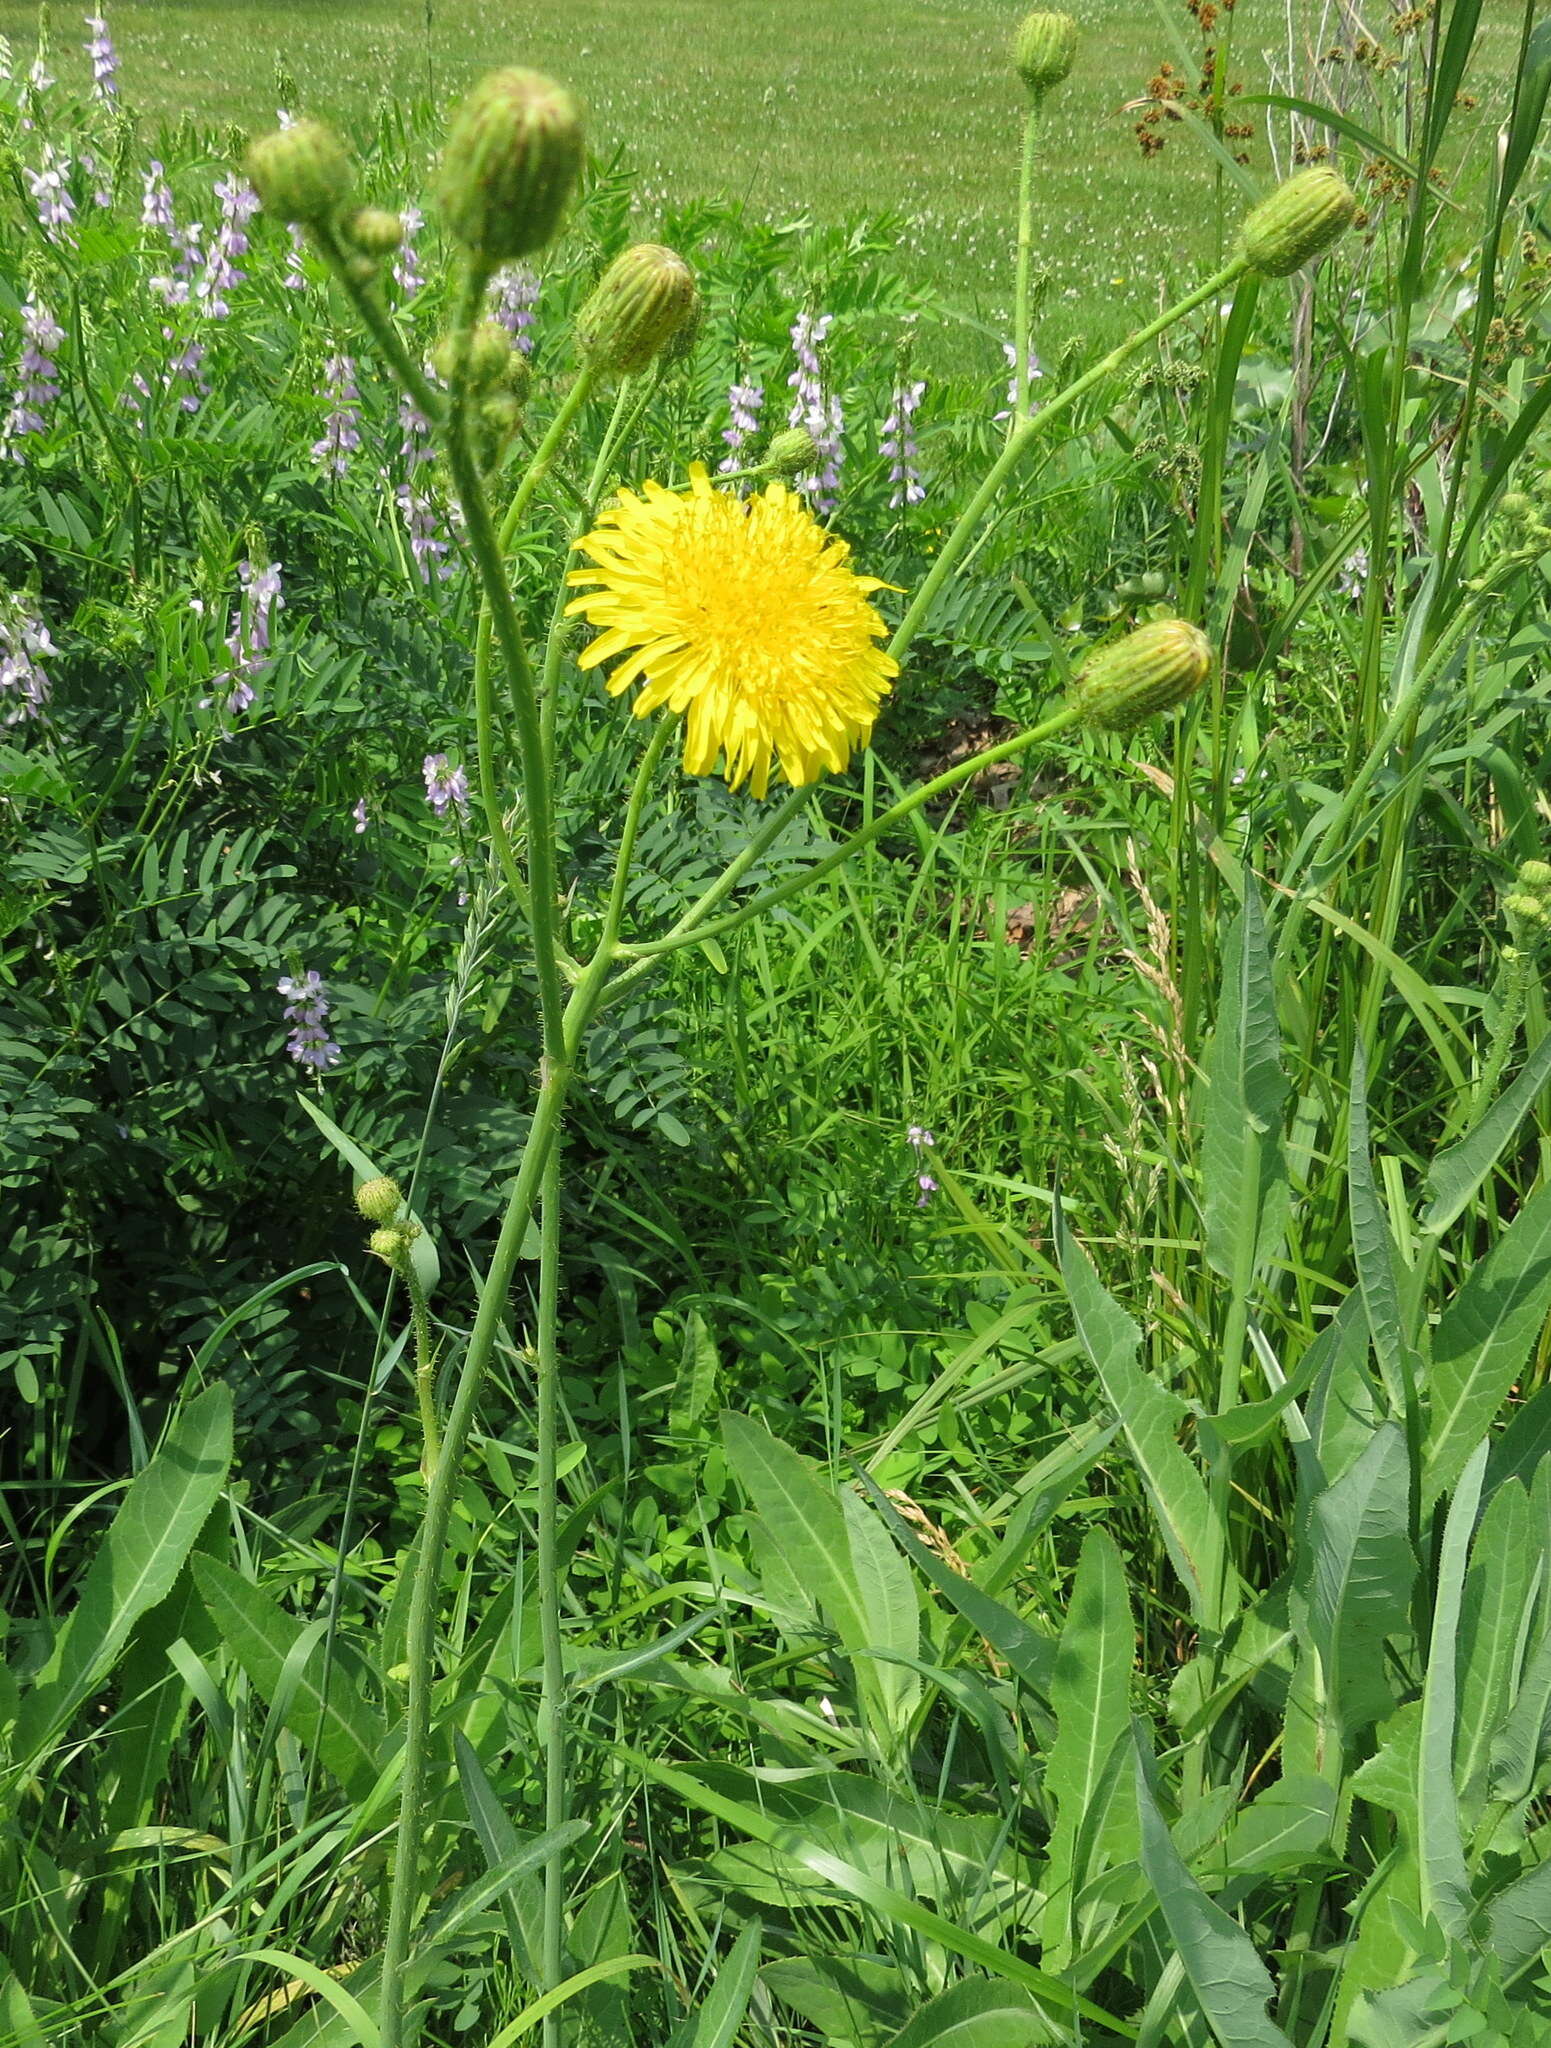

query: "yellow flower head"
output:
565 465 898 799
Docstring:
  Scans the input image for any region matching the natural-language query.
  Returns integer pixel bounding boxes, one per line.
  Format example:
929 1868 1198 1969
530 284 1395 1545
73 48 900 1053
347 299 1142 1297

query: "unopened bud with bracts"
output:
345 207 405 257
431 319 515 392
762 425 819 478
356 1175 404 1224
1013 11 1078 97
576 243 699 376
246 118 354 228
1239 168 1357 277
437 67 584 265
368 1224 411 1267
1518 860 1551 894
1069 618 1212 732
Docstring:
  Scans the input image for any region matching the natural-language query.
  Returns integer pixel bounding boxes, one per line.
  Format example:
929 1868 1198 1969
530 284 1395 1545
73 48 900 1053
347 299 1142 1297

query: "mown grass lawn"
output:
1 0 1525 354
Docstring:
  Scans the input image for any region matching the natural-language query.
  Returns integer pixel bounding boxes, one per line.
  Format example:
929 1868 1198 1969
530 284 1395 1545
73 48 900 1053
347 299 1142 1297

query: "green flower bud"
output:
1517 859 1551 892
246 119 355 228
1013 11 1078 96
762 425 819 478
431 319 515 392
1239 168 1358 277
576 243 699 376
343 253 381 287
356 1175 404 1224
501 350 532 406
346 206 405 257
368 1225 408 1265
437 68 584 265
1069 619 1212 733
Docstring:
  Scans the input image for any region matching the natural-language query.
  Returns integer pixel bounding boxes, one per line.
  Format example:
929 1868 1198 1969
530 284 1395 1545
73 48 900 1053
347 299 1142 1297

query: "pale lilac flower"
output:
787 312 844 512
491 264 538 351
718 380 763 475
278 971 341 1072
0 301 65 459
915 1173 939 1209
312 353 362 476
397 482 452 583
26 148 75 239
0 600 55 723
149 214 204 306
141 161 174 231
26 51 54 94
907 1124 935 1151
392 205 424 299
1336 547 1369 600
166 336 210 413
84 12 118 101
423 753 470 821
80 148 112 208
208 558 283 715
882 379 926 508
352 797 369 833
283 222 306 292
197 176 259 319
995 341 1043 427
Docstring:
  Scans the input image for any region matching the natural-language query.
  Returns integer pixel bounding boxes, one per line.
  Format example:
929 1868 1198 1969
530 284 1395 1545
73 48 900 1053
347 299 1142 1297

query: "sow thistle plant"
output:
239 42 1357 2043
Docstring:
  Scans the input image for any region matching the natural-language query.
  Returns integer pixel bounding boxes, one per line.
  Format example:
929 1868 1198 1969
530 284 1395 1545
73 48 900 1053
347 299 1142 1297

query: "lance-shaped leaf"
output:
1417 1443 1486 1943
1201 879 1290 1284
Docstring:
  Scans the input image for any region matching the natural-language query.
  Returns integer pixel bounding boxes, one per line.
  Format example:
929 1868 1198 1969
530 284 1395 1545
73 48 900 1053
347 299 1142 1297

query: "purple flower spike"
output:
786 312 844 513
718 380 763 477
0 300 65 460
278 970 341 1072
882 379 926 509
84 12 118 101
312 353 362 476
422 753 470 821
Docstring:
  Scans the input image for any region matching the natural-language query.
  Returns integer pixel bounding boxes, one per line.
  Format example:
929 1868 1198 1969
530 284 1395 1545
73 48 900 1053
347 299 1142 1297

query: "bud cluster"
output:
1504 860 1551 954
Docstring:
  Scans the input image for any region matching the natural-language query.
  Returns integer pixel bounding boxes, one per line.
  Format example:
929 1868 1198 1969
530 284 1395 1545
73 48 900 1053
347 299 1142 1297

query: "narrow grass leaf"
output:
668 1920 762 2048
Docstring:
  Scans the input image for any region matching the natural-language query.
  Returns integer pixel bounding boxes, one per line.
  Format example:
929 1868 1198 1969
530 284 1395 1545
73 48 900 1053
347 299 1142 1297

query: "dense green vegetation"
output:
2 1 1551 2044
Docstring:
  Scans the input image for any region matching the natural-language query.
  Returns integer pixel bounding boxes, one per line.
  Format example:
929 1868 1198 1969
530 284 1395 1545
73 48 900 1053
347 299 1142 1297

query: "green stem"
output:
1011 100 1041 438
317 223 446 425
401 1253 442 1483
536 1137 566 2048
885 260 1246 667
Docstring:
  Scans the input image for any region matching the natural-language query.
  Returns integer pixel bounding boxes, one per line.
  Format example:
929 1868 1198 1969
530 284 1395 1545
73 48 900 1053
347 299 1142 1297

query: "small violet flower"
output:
422 753 470 821
208 558 283 717
392 204 425 299
26 147 76 240
0 598 56 724
787 311 844 513
916 1174 939 1209
283 222 306 292
312 353 362 476
995 341 1044 427
140 160 174 231
352 797 370 833
196 175 260 319
491 264 538 351
907 1124 935 1151
84 12 118 102
718 380 763 476
882 379 926 508
278 971 341 1073
0 300 65 460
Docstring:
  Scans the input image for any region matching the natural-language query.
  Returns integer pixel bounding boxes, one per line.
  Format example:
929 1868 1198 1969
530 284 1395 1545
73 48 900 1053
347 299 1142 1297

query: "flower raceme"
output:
565 465 897 800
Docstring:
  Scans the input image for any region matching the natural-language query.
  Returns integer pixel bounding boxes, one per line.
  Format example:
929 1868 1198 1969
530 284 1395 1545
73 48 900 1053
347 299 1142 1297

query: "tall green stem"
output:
1011 101 1041 438
536 1138 566 2048
886 261 1245 664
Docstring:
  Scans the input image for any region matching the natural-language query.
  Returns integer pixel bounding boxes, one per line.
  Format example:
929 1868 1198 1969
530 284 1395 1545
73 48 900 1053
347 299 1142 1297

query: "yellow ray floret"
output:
565 464 898 799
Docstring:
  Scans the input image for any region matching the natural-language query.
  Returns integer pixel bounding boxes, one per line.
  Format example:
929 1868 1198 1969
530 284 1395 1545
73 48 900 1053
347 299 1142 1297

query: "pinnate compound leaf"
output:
1133 1730 1295 2048
14 1385 232 1774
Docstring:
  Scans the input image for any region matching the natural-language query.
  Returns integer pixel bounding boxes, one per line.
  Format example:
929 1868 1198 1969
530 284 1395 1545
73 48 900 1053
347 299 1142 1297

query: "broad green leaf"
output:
722 1412 903 1745
1301 1423 1415 1756
1133 1733 1294 2048
884 1979 1053 2048
669 1310 719 1434
1424 1181 1551 1507
1201 881 1289 1287
667 1920 762 2048
1421 1032 1551 1238
760 1955 909 2041
1457 1480 1535 1814
839 1484 922 1739
191 1555 385 1802
1487 1384 1551 1501
1058 1215 1232 1629
1487 1853 1551 1983
1417 1443 1486 1943
13 1385 232 1775
1489 1603 1551 1804
617 1743 1134 2035
1041 1528 1135 1968
1347 1971 1459 2048
1223 1774 1336 1876
1303 1293 1378 1491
